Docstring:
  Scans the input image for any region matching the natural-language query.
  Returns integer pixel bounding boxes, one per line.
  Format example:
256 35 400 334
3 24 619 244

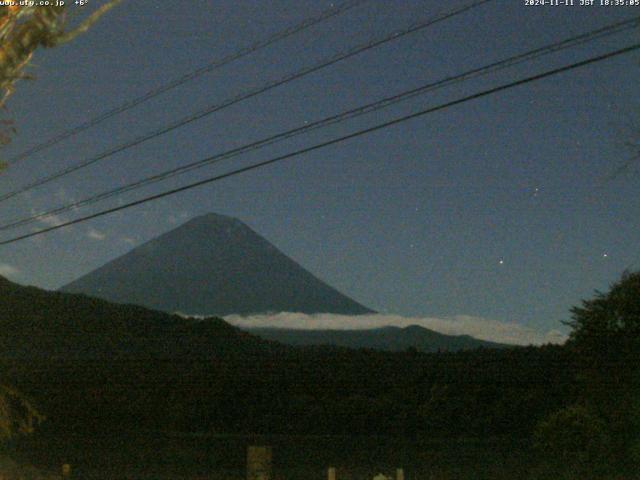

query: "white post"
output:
396 468 404 480
247 446 272 480
328 466 336 480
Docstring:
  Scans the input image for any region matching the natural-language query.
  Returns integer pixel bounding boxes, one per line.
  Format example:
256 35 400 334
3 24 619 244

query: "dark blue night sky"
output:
0 0 638 342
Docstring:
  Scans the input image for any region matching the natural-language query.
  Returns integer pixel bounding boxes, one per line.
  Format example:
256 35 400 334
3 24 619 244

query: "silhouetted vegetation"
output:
1 272 638 478
0 385 42 447
0 275 574 438
0 3 121 107
532 270 640 478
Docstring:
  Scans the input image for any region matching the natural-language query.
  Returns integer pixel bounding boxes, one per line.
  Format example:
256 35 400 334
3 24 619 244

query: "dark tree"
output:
533 404 612 480
567 270 640 351
0 385 43 443
564 271 640 472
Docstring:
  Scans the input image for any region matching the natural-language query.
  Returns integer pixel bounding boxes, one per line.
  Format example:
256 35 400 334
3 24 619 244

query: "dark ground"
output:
9 432 533 480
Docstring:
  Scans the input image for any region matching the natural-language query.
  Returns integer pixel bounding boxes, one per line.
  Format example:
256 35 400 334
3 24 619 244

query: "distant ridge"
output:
0 274 560 442
242 325 509 352
61 213 373 316
0 274 264 361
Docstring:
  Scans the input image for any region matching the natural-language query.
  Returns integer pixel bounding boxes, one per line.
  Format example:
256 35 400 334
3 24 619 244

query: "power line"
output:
5 0 371 166
2 15 637 233
0 0 493 204
2 42 638 246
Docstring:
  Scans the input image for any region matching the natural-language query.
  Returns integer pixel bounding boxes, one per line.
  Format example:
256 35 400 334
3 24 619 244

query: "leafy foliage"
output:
567 270 640 353
533 404 612 479
0 275 576 438
0 2 122 107
558 271 640 474
0 2 121 166
0 385 43 442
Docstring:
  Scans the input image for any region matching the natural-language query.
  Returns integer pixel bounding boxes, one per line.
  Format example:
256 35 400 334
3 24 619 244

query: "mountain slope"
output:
61 213 373 316
243 325 508 352
0 275 268 361
0 276 574 440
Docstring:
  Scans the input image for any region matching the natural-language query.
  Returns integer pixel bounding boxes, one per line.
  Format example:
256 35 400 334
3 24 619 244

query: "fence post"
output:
396 468 404 480
247 445 272 480
328 466 336 480
61 463 72 478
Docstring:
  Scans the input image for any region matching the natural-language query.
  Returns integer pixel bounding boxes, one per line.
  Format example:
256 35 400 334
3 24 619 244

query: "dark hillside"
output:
244 325 509 352
0 276 576 438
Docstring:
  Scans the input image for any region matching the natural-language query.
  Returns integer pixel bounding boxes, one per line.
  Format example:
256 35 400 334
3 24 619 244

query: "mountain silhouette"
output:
0 274 267 361
244 325 508 352
61 213 373 316
1 275 557 443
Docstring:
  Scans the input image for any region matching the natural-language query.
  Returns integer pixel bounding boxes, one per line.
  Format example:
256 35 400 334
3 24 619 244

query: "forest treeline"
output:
0 272 638 478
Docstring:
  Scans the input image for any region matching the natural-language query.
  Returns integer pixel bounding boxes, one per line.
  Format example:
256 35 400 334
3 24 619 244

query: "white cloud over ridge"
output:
223 312 567 346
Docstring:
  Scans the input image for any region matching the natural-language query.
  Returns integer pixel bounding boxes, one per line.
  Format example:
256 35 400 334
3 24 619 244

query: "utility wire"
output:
1 42 638 246
2 15 637 233
5 0 371 165
0 0 493 203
